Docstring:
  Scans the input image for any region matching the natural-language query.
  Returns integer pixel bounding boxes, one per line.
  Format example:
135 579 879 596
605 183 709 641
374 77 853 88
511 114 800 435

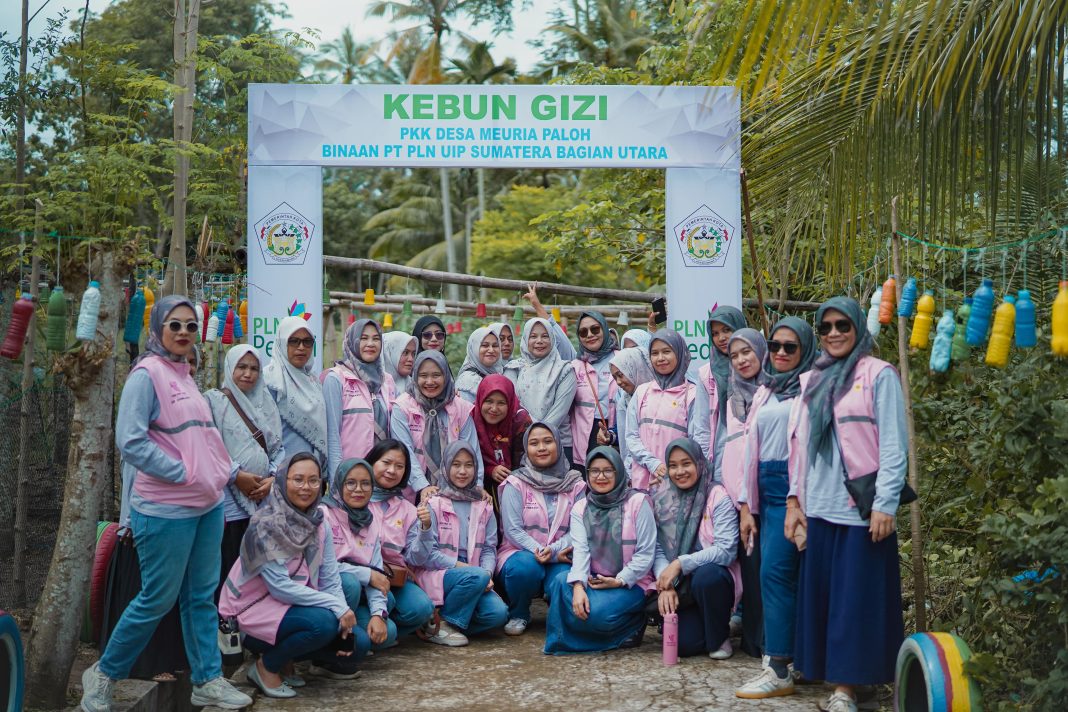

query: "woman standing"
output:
625 329 709 492
609 347 656 470
411 442 509 646
472 375 532 512
543 447 655 654
569 311 618 473
263 316 328 469
383 331 417 393
455 326 502 402
496 423 586 636
696 306 747 470
412 315 448 355
488 322 515 361
218 454 365 697
620 328 652 351
81 296 251 712
322 319 396 478
205 344 285 600
391 351 482 497
784 297 907 712
653 438 741 660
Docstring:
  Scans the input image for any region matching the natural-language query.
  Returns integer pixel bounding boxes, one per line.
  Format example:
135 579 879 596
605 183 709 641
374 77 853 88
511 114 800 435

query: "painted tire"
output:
894 632 982 711
0 609 26 712
81 522 118 645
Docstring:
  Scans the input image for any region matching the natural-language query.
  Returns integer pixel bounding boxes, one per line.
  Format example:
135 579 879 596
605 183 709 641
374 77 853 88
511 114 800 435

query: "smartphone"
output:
651 297 667 325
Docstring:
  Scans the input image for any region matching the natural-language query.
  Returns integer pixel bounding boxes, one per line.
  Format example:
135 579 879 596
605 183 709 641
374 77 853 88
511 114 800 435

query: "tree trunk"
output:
439 168 458 300
15 0 28 210
24 249 123 709
164 0 201 296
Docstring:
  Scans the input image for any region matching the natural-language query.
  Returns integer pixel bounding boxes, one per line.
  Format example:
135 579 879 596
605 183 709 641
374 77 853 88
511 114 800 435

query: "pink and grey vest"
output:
322 504 381 567
322 365 397 460
392 393 475 480
495 477 587 573
412 497 493 605
727 386 773 510
697 363 720 462
572 492 656 592
569 360 618 465
371 497 419 568
629 381 694 492
697 484 744 608
131 355 230 509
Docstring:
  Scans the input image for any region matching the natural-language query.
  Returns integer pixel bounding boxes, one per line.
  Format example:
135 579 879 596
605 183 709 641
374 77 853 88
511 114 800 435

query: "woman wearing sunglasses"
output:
322 319 397 479
263 316 328 470
219 454 364 697
569 311 619 475
624 329 710 492
413 315 449 355
82 297 252 712
733 318 816 699
784 297 907 712
543 447 655 654
695 306 748 474
322 458 397 652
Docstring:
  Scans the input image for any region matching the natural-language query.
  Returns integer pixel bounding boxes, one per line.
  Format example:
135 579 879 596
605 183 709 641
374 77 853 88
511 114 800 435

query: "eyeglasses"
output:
343 480 373 492
767 340 800 355
817 319 854 336
422 330 445 341
588 468 616 479
165 320 199 334
288 337 315 348
578 325 602 338
291 478 321 490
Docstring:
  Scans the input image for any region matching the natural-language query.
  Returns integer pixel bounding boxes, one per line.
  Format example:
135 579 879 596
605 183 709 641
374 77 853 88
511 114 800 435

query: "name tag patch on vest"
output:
168 380 190 406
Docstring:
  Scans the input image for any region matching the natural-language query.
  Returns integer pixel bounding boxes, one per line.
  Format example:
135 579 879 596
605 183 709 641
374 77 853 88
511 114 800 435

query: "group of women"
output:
83 290 909 712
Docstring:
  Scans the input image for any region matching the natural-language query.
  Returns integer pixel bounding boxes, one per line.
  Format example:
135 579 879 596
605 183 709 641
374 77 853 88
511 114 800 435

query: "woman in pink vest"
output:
472 375 532 513
609 347 656 472
735 317 816 699
569 311 619 474
695 306 748 472
323 318 396 478
624 329 710 492
544 447 656 654
390 350 483 498
654 437 741 660
496 422 586 636
263 316 328 469
365 439 436 637
784 297 907 712
410 442 508 646
455 326 502 402
382 331 417 393
322 457 397 651
219 453 365 698
82 296 252 712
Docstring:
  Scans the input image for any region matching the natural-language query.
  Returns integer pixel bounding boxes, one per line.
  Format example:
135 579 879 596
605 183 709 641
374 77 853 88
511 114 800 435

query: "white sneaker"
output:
735 666 795 699
80 662 114 712
709 639 733 660
822 691 858 712
504 618 528 636
190 676 253 709
423 619 469 647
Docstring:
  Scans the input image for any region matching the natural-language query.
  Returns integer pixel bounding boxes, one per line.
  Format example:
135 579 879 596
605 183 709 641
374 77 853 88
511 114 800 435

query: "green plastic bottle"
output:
46 286 67 351
951 298 972 362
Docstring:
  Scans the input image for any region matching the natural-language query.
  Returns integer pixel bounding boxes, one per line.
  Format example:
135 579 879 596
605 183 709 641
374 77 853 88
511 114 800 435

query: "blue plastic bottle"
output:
929 309 955 373
897 277 918 317
965 278 995 346
124 289 146 345
1014 289 1036 348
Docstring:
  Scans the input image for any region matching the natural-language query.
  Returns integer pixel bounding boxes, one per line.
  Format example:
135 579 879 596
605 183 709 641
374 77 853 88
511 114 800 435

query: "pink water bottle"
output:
662 612 678 665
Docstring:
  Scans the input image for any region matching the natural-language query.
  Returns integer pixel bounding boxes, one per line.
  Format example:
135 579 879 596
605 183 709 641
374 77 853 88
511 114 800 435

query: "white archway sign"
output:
247 84 741 370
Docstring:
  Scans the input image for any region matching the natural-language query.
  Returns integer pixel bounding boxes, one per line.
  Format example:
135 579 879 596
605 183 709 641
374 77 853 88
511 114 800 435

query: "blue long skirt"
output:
543 575 647 655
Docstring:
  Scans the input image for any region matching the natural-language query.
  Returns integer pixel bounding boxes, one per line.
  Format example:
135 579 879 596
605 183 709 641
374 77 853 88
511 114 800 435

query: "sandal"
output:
152 672 177 683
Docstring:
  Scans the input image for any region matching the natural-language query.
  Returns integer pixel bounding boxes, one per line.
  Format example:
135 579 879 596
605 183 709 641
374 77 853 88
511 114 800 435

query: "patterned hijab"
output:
435 441 484 502
509 422 584 494
649 328 691 390
139 295 196 364
765 316 817 399
583 447 632 577
341 318 388 440
413 315 447 354
324 458 375 537
708 306 748 417
472 374 531 472
727 328 770 421
262 316 328 461
620 328 652 352
577 311 616 363
514 317 570 420
653 438 714 562
407 350 456 486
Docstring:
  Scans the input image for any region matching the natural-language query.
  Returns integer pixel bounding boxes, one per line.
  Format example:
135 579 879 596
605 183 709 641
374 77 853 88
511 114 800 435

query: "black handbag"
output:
844 471 917 521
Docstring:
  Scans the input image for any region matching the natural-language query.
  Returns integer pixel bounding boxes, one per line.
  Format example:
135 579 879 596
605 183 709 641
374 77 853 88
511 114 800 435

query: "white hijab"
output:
383 330 417 393
262 316 328 461
512 317 570 420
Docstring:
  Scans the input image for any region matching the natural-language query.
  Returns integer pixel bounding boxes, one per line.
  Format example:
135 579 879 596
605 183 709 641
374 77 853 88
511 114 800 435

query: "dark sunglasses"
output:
578 325 602 338
165 319 199 334
287 336 315 348
422 330 446 341
767 340 800 355
817 319 854 336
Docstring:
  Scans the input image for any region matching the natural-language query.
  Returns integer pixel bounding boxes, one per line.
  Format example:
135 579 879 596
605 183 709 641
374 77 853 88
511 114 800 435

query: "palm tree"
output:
313 27 377 83
448 38 516 85
538 0 656 75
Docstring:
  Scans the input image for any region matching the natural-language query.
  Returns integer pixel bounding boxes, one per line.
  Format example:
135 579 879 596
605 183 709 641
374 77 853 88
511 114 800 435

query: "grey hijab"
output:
577 311 616 363
609 347 656 410
708 306 748 417
435 441 484 502
140 294 196 364
341 318 388 439
383 331 416 393
727 328 770 421
514 317 570 420
653 437 714 562
407 350 457 486
262 316 328 461
583 447 632 577
324 458 375 536
649 328 691 390
765 317 817 399
509 421 584 494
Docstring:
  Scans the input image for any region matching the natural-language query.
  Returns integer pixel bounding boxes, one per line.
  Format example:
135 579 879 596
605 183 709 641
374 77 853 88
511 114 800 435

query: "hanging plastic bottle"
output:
76 280 102 341
124 289 146 345
909 290 936 349
984 295 1016 368
878 275 897 324
205 314 220 343
215 299 229 325
232 305 244 339
238 300 248 333
951 298 972 361
142 285 154 328
866 287 882 338
1014 289 1036 348
1052 281 1068 357
200 301 211 342
965 278 995 346
897 277 918 318
1 295 35 360
221 306 235 345
929 310 955 373
46 286 68 351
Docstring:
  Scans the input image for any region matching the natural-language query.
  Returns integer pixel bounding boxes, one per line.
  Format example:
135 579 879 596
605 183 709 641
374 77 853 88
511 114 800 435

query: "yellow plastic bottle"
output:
142 285 155 328
909 290 936 349
1053 281 1068 357
984 295 1016 368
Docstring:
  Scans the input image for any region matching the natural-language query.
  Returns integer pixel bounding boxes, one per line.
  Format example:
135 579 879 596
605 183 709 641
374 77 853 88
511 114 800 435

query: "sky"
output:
0 0 555 74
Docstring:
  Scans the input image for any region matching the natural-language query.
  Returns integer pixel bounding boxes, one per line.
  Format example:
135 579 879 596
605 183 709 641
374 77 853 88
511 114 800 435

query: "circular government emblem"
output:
253 202 315 265
673 205 735 267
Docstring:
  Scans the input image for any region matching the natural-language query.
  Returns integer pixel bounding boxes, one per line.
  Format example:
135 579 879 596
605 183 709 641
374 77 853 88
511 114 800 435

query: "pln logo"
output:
288 300 313 321
673 205 735 268
253 202 315 265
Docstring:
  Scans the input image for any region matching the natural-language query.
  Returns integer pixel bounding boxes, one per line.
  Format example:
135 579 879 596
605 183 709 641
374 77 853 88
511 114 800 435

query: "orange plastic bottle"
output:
878 275 897 325
1052 281 1068 357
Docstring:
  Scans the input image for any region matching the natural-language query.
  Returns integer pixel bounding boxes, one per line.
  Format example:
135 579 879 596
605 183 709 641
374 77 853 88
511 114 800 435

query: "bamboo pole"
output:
741 169 771 334
891 197 928 631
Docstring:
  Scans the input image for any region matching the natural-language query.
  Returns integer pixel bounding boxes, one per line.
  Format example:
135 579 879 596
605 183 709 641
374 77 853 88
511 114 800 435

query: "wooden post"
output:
740 169 770 334
891 197 928 631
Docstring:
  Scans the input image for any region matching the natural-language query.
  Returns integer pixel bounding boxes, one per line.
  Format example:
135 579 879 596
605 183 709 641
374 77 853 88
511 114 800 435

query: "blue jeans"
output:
543 576 648 654
99 505 223 685
497 551 571 622
440 567 508 634
759 461 800 658
677 563 735 656
339 572 399 649
390 580 435 636
243 605 369 674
